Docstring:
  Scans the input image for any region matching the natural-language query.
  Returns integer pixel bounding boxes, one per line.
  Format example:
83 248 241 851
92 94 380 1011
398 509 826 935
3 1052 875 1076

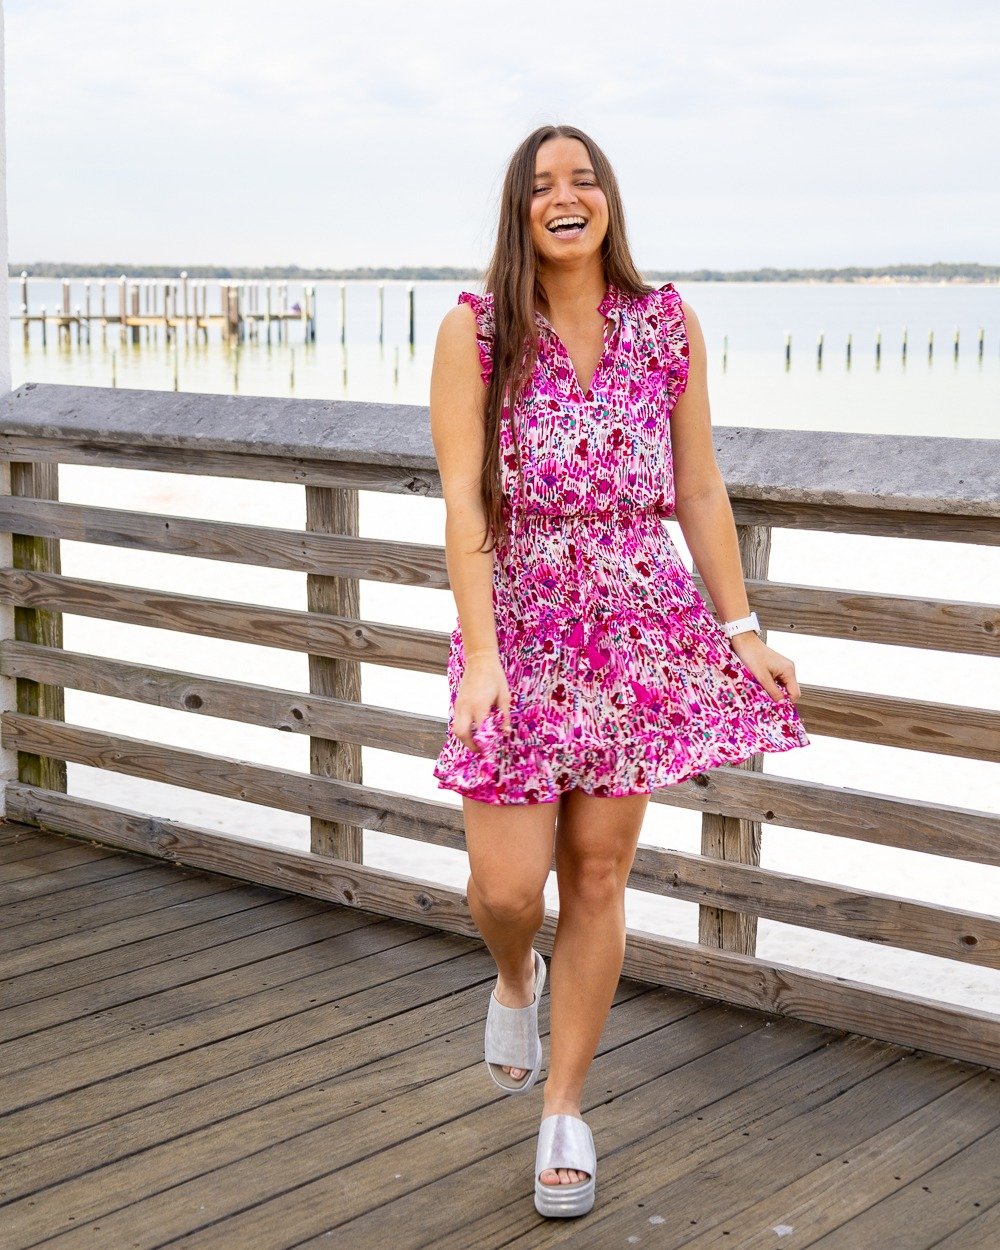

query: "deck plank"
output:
3 820 998 1250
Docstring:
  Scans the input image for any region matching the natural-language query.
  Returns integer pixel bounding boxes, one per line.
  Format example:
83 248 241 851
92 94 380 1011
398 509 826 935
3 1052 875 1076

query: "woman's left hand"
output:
729 632 801 704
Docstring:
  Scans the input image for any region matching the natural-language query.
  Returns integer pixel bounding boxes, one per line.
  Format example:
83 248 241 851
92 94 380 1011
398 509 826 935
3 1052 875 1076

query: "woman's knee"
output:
469 871 544 923
558 856 627 909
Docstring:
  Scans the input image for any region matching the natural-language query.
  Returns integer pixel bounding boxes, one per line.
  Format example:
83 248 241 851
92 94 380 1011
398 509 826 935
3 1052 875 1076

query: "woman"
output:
428 123 809 1219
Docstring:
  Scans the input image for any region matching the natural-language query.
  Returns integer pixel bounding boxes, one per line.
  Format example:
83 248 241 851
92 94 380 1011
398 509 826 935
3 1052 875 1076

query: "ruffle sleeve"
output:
656 282 690 411
457 290 495 387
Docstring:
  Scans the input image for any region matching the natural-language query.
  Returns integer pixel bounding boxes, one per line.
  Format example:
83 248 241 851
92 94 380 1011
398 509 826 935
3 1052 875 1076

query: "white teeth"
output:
547 216 587 232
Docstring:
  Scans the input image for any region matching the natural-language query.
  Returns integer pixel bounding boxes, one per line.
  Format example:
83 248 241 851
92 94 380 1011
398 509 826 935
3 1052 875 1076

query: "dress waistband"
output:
506 505 665 528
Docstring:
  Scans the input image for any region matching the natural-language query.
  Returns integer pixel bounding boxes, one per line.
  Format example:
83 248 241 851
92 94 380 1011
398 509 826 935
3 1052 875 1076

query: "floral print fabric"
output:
432 281 810 804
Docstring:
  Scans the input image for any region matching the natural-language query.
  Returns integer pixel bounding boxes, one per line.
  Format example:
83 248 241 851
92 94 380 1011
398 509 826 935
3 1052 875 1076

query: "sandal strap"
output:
535 1114 596 1178
484 951 544 1068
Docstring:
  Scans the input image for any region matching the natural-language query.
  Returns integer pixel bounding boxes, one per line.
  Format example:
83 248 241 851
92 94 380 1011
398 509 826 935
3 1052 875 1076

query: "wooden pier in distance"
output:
13 271 317 347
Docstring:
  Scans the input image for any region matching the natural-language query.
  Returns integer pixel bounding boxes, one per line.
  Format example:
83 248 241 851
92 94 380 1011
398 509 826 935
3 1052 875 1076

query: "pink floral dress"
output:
432 281 810 804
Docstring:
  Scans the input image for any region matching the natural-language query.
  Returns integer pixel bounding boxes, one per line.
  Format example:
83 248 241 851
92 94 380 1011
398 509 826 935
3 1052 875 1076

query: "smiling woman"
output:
426 122 810 1220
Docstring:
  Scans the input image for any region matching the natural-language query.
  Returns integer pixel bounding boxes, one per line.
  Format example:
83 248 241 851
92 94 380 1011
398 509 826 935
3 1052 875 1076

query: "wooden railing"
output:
1 382 998 1068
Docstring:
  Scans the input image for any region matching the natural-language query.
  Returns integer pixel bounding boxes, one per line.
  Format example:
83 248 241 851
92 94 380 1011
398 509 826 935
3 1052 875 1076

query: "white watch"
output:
722 610 760 639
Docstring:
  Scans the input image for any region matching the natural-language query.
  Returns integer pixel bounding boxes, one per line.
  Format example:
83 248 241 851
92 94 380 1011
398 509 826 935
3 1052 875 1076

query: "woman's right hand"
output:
453 652 512 752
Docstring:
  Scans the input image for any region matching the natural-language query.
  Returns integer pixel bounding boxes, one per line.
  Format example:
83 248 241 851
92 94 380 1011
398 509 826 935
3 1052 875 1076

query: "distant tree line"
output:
8 261 1000 283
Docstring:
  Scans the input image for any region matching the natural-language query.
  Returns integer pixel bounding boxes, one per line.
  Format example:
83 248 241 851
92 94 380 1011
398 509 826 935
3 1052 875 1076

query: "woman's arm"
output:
429 303 502 659
668 300 800 704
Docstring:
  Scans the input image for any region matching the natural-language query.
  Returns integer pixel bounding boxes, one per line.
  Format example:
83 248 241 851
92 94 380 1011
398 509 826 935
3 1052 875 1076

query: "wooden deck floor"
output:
2 819 999 1250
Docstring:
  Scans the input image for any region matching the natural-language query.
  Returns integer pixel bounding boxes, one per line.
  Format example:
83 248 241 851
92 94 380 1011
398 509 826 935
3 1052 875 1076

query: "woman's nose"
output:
552 184 579 207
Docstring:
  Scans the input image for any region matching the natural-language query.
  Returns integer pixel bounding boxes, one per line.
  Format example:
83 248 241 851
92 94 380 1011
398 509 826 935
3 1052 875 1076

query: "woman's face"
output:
529 136 610 269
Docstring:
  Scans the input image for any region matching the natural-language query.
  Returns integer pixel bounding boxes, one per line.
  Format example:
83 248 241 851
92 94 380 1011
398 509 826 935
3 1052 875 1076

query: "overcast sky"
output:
4 0 998 270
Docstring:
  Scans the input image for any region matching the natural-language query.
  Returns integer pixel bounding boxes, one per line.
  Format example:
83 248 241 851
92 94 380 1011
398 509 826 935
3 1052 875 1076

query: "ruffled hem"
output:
432 599 811 806
432 702 809 806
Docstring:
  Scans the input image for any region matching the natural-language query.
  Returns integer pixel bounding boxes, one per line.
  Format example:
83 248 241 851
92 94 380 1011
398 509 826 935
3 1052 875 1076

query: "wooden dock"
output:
13 272 317 346
3 821 999 1248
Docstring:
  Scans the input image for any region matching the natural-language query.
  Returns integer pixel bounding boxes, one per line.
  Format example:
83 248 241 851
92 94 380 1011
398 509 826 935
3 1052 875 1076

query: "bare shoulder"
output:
436 300 479 350
679 297 702 332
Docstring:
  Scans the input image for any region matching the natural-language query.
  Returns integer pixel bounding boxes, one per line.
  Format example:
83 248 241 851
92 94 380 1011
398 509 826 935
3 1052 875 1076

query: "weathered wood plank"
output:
2 880 326 985
3 723 996 969
91 1035 940 1250
345 1045 970 1250
0 568 449 673
537 1071 995 1250
700 520 771 956
782 1117 1000 1250
305 484 363 860
0 926 529 1200
0 900 380 1065
932 1200 1000 1248
8 785 1000 1068
2 644 998 864
0 498 995 652
694 571 1000 657
0 975 665 1250
9 463 66 795
3 755 995 970
3 571 996 760
0 864 243 954
0 495 449 585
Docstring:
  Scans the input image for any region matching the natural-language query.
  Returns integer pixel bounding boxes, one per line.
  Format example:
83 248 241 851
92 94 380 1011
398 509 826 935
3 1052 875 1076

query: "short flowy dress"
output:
432 280 810 804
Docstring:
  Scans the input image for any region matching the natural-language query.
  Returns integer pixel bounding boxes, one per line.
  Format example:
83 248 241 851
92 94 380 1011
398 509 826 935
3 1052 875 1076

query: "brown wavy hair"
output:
475 123 653 553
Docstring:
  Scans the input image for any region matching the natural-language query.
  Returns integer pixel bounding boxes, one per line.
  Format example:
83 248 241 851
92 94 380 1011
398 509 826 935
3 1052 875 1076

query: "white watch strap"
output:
722 610 760 638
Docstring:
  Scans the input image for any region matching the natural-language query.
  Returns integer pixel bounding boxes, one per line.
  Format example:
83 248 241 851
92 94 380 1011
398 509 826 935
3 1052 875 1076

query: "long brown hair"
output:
475 123 653 553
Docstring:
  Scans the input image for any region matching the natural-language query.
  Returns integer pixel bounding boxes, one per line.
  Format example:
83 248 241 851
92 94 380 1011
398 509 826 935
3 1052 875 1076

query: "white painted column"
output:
0 0 18 816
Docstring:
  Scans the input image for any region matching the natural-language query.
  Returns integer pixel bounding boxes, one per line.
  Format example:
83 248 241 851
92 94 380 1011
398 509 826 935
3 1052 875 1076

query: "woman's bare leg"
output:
463 794 557 1080
540 789 649 1185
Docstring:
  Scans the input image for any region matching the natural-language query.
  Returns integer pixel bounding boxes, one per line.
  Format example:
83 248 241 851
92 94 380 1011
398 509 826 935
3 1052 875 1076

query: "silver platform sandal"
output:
484 947 546 1094
534 1112 597 1217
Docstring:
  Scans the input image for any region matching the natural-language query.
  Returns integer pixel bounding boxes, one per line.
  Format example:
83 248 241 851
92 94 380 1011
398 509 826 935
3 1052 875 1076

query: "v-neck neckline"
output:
534 282 621 400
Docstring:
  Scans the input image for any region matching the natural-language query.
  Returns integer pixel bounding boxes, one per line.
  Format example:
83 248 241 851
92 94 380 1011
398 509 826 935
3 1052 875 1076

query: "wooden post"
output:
408 283 415 351
19 271 28 347
697 521 772 956
118 274 127 342
181 271 189 343
305 484 362 861
10 462 67 794
130 284 140 344
377 281 384 347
